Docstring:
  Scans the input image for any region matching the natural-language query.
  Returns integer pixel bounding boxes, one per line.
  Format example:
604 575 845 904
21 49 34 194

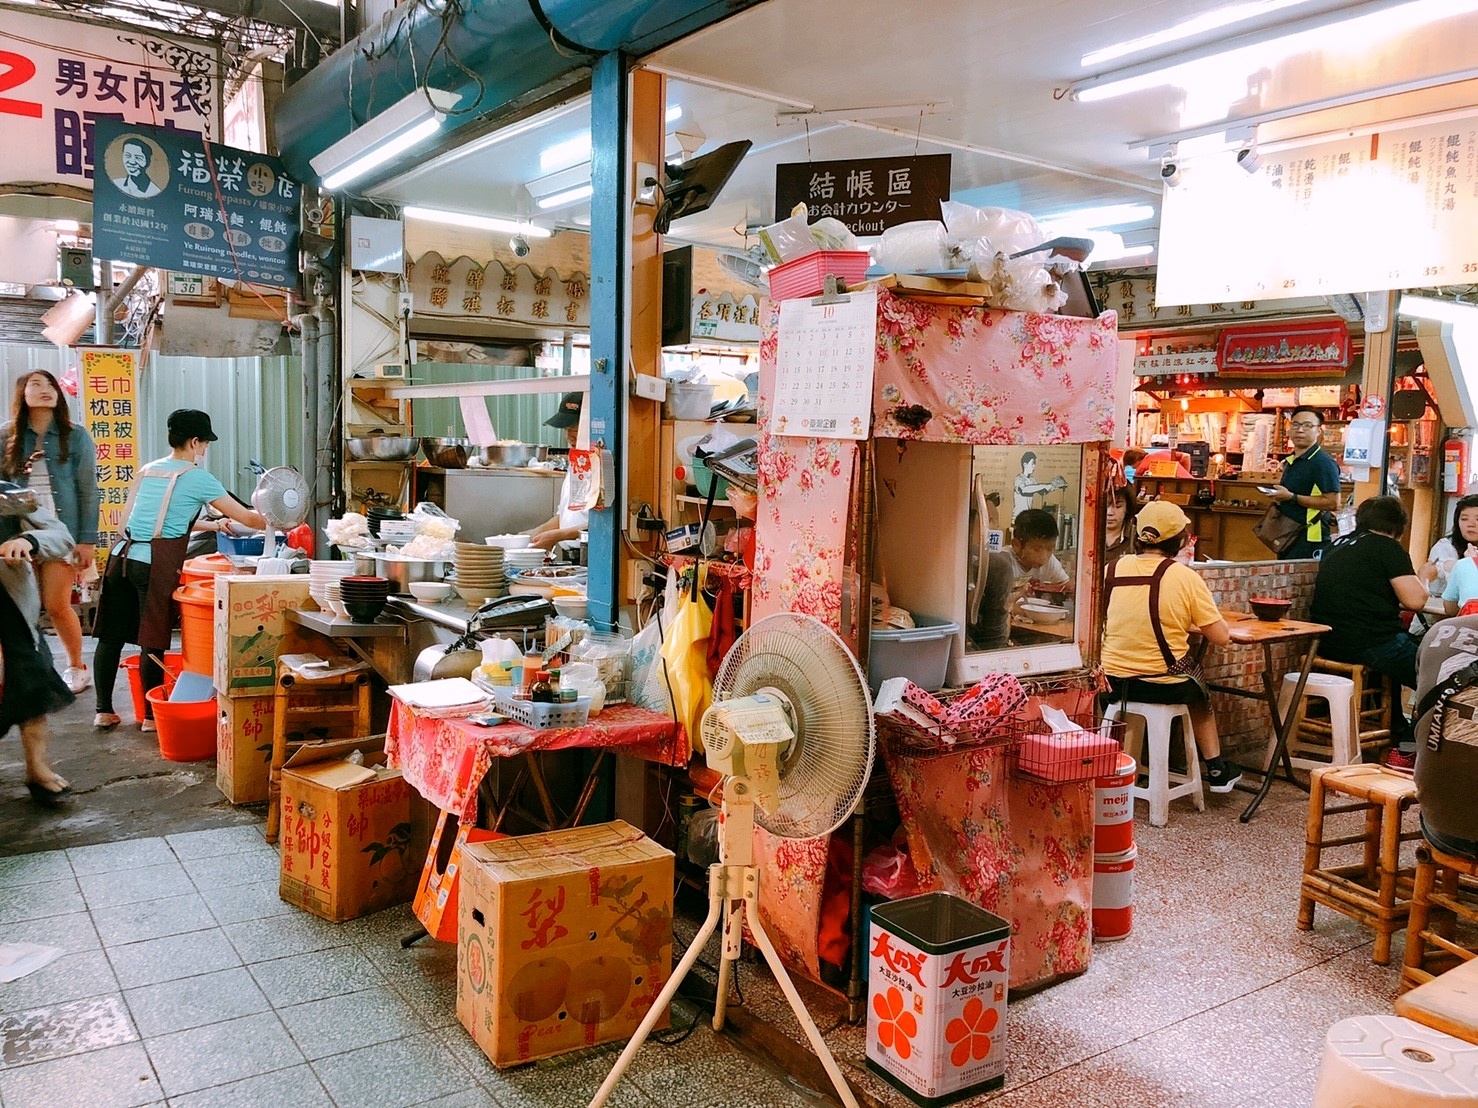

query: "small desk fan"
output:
249 463 310 558
592 613 875 1108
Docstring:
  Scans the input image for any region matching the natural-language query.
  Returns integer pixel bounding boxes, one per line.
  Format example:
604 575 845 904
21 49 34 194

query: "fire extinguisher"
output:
1443 438 1467 493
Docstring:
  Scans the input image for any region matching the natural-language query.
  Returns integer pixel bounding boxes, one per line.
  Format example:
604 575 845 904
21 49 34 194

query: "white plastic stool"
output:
1272 672 1359 771
1313 1015 1478 1105
1104 701 1204 828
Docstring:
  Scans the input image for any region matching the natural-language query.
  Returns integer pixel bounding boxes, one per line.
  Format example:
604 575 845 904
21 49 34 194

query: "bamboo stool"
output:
1396 950 1478 1044
1290 659 1394 764
1299 764 1421 965
265 663 371 844
1401 844 1478 993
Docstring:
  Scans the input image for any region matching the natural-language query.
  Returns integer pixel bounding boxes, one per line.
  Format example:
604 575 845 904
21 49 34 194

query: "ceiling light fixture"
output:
1399 295 1478 324
402 206 551 238
536 184 594 210
1042 202 1156 229
665 104 683 122
311 88 460 190
1067 0 1478 103
1081 0 1310 67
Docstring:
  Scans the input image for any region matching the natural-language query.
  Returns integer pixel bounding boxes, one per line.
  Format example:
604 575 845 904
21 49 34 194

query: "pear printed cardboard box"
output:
457 820 673 1067
213 574 310 697
279 735 417 921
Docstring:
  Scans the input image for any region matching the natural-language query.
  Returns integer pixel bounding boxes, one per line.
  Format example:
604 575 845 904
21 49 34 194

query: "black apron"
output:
1104 557 1209 698
94 464 201 652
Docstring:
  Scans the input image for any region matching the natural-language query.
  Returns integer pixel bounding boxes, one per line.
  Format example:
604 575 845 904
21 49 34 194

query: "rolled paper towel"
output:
1313 1015 1478 1106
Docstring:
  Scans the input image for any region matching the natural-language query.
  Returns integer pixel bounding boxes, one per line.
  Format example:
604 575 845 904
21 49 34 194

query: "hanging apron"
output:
94 463 200 651
1104 557 1208 698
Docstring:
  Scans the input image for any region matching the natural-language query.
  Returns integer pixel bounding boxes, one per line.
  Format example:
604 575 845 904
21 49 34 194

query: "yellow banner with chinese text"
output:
78 347 140 571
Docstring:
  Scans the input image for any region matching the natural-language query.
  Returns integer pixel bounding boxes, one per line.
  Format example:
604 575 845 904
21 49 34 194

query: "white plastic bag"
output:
875 221 949 273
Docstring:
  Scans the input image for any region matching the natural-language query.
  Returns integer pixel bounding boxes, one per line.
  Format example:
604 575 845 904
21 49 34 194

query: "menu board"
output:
1159 112 1478 304
772 289 877 439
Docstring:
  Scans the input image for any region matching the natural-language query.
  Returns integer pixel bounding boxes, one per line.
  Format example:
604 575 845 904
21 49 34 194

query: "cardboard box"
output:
216 694 275 804
279 735 418 921
867 893 1010 1104
213 574 311 698
413 810 504 943
457 820 673 1067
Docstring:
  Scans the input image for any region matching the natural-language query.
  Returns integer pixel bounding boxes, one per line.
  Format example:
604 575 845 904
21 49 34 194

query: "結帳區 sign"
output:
775 154 950 235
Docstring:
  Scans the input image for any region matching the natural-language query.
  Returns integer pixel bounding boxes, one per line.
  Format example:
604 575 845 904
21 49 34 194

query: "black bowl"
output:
344 600 386 623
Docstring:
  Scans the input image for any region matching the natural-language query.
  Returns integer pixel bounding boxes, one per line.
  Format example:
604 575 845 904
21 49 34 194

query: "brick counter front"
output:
1194 559 1321 757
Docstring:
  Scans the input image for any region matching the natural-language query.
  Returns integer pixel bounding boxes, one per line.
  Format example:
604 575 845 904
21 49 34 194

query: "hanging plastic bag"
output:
630 573 681 712
659 580 714 752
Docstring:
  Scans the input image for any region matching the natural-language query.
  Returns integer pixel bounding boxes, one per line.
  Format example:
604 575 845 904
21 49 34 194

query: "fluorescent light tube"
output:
1081 0 1310 68
1043 202 1155 229
402 207 551 237
539 133 593 173
1089 243 1155 265
536 184 594 210
665 104 682 122
312 88 460 190
1399 296 1478 324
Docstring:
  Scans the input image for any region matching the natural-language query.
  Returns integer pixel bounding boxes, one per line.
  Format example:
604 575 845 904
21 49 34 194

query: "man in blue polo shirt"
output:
1267 405 1342 559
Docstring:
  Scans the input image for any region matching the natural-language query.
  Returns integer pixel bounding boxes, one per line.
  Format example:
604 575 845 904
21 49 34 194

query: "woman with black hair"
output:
1420 493 1478 609
1103 482 1139 563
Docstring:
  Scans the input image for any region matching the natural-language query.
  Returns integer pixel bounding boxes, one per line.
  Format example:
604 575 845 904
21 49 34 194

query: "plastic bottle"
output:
530 670 556 703
521 649 542 697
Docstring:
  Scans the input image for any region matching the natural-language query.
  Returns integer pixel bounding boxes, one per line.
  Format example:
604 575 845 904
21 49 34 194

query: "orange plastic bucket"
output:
1092 845 1137 941
174 583 215 676
181 553 236 588
1094 752 1137 855
145 685 217 762
123 651 184 723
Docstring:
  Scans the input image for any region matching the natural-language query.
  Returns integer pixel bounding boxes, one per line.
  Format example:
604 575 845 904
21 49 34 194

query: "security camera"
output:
510 235 530 258
1236 146 1261 174
1160 160 1182 188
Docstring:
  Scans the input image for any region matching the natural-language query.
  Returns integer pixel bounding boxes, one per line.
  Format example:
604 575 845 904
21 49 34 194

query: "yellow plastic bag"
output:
658 586 714 753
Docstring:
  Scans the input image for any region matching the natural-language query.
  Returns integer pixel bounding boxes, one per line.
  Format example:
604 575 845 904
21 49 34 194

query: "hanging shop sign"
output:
92 119 300 288
408 252 590 330
1090 272 1331 329
1133 349 1217 377
1159 109 1478 305
1215 319 1351 379
691 291 760 343
0 10 219 192
78 347 139 572
774 154 950 235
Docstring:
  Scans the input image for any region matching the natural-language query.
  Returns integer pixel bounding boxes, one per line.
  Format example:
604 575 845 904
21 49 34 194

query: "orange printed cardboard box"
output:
216 694 275 804
213 575 311 698
457 820 673 1067
279 735 417 922
413 810 505 944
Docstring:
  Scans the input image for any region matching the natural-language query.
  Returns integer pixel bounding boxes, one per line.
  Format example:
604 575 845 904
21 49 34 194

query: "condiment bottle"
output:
530 670 556 703
548 667 562 698
521 649 542 697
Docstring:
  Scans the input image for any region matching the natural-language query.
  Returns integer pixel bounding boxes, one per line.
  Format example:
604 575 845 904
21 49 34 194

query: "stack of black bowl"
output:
366 506 403 538
339 576 392 622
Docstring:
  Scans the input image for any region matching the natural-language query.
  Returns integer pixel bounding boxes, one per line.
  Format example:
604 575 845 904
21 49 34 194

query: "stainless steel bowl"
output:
373 553 448 591
346 435 420 462
420 437 470 469
476 442 548 468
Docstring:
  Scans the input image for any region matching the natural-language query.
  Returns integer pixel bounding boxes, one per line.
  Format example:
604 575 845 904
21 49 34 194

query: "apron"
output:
1104 557 1209 698
94 463 200 651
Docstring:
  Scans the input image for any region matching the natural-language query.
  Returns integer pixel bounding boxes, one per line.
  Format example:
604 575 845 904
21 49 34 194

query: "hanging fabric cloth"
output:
705 573 739 679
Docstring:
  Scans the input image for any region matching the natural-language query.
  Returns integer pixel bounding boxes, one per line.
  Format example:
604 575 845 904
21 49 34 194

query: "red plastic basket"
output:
767 250 871 301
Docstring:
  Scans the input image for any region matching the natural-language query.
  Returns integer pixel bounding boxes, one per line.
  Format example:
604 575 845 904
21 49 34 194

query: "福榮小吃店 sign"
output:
1216 320 1351 379
92 118 300 289
774 155 950 235
0 10 219 191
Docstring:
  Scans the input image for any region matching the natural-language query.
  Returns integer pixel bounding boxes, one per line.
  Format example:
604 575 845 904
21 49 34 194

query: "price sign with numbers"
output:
772 289 878 440
0 10 220 192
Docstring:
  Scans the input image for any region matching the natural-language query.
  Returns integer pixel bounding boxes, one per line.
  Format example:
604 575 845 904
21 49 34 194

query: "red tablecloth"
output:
386 700 688 820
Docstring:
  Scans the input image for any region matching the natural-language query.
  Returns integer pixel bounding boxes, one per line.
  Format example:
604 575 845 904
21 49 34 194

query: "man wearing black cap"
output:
528 391 588 551
92 409 268 732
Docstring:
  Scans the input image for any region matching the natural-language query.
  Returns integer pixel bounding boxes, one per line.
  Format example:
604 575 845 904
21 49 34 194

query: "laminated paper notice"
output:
459 396 499 446
773 288 877 439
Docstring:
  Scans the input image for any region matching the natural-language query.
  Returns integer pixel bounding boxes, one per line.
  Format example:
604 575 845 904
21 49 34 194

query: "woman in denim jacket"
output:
2 371 100 692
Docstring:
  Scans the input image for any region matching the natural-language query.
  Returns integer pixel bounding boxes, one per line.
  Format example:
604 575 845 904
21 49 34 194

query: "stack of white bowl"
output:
503 547 548 578
452 542 505 604
308 560 356 619
485 533 532 550
376 519 419 546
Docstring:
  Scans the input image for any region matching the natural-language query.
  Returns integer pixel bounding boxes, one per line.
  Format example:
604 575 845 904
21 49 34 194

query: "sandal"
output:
140 719 157 733
26 781 71 808
93 712 122 732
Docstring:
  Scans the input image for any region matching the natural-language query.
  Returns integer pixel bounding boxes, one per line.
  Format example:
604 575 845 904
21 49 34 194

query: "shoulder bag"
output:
1253 503 1302 554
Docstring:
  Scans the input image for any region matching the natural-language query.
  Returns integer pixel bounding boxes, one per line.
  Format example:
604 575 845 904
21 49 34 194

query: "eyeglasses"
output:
1289 421 1321 430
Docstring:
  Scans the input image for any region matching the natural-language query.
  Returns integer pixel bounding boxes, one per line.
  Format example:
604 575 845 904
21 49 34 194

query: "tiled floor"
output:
0 780 1414 1107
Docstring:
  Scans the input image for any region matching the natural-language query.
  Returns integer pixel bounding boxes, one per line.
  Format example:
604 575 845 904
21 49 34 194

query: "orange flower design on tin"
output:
945 996 999 1067
872 986 918 1059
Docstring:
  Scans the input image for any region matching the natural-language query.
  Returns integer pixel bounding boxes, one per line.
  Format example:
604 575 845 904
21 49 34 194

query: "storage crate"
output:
217 531 267 556
768 250 871 301
867 614 958 694
487 684 591 729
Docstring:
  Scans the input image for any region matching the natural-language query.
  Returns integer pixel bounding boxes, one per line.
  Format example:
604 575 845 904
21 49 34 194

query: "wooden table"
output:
1202 611 1332 822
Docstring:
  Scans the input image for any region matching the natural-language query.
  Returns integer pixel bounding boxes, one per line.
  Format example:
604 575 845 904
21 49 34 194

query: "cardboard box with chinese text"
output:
216 693 274 804
457 820 673 1067
213 574 311 698
413 809 504 943
278 735 417 922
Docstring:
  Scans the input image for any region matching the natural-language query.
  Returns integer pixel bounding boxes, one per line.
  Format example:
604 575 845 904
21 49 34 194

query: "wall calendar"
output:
772 289 878 439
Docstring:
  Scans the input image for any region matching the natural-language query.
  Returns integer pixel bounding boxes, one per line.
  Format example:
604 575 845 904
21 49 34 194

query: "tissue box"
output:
940 674 1027 733
1014 731 1120 782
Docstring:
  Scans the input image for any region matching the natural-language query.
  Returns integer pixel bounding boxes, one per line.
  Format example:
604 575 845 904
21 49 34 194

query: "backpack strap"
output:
1104 556 1178 671
1416 658 1478 751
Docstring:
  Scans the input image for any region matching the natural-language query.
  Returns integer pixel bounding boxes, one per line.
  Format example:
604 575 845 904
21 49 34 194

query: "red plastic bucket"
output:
1094 752 1137 855
173 583 215 676
1092 845 1137 942
145 685 217 762
123 652 184 723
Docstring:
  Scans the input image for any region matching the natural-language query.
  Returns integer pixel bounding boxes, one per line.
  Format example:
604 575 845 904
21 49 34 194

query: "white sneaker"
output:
63 665 92 693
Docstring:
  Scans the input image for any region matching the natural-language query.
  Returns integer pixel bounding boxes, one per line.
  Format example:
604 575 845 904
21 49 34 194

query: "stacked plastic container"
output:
1092 753 1138 940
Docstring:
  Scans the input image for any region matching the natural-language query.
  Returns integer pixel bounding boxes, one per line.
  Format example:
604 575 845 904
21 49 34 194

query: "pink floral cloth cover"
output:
385 701 687 821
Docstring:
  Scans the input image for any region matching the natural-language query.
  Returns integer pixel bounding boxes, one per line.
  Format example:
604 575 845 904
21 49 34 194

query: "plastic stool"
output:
1313 1015 1478 1105
1273 671 1360 770
1104 701 1204 828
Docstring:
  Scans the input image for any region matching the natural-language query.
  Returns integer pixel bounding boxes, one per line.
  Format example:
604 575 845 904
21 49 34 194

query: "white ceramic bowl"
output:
485 534 532 549
407 581 454 602
552 596 590 620
1017 601 1069 625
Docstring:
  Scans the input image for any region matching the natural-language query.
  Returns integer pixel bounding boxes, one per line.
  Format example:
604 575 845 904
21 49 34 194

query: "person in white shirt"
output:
528 392 588 551
1420 494 1478 601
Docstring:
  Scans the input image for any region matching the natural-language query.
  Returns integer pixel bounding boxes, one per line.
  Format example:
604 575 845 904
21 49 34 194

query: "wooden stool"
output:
1291 659 1393 763
1397 951 1478 1044
1299 764 1421 965
265 663 371 844
1401 844 1478 992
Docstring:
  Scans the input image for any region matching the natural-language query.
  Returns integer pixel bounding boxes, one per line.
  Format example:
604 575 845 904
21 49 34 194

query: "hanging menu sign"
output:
774 154 950 234
1159 111 1478 305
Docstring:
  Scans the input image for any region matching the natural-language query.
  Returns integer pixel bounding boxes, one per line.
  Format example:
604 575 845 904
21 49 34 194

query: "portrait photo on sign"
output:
104 134 169 199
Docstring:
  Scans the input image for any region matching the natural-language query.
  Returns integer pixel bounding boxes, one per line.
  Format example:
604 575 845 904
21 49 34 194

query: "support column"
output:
1356 291 1400 507
587 50 629 631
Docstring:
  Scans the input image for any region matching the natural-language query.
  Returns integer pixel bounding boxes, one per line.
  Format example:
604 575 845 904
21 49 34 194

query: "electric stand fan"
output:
591 613 876 1108
249 463 311 558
